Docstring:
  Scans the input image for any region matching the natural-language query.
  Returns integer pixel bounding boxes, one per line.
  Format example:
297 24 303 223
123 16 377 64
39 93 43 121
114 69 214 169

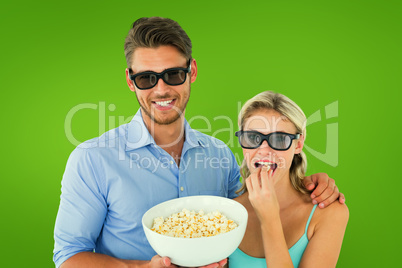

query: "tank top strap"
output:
305 204 318 233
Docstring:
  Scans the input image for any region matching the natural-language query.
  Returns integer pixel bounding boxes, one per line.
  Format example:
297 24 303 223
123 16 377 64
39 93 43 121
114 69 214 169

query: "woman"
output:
229 91 348 267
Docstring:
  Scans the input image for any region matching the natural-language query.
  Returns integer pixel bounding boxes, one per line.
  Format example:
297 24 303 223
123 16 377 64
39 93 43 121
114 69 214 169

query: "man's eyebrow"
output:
130 68 155 75
131 64 188 75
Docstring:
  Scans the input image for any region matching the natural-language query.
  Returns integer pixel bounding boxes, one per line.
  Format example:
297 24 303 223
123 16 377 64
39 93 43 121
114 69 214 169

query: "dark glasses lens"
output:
133 69 187 89
129 60 191 90
235 131 300 150
269 133 292 150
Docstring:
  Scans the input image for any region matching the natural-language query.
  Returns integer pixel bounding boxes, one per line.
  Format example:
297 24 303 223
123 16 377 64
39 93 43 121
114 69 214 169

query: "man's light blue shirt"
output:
53 109 241 267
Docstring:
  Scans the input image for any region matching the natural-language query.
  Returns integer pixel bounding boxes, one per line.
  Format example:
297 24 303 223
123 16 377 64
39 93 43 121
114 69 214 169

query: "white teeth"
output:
255 161 275 169
256 161 272 167
155 100 173 107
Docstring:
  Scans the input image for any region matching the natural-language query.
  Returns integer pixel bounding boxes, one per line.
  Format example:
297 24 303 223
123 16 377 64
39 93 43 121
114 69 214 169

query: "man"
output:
53 17 344 268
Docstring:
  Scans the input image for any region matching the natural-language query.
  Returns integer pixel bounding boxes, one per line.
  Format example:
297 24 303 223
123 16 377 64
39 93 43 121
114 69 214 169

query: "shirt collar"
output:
125 109 205 151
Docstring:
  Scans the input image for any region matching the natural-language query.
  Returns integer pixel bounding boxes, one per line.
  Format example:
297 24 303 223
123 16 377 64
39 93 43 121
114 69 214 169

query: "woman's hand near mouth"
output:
246 166 280 224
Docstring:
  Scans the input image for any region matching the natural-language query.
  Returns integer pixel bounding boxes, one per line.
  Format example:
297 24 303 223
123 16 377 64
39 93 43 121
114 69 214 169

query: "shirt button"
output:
180 187 184 191
170 161 174 164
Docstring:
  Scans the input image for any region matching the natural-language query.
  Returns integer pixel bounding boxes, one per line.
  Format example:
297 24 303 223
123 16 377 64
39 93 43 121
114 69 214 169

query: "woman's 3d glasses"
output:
235 131 300 150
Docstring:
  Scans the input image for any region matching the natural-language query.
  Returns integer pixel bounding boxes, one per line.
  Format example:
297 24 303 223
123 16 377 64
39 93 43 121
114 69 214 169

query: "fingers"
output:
260 166 268 189
246 167 262 193
200 258 227 268
218 259 228 267
314 185 339 208
309 175 332 201
260 166 273 191
306 173 346 208
245 173 253 192
150 255 176 268
161 257 171 267
200 262 219 268
303 174 317 191
339 192 346 204
162 257 178 268
311 178 333 207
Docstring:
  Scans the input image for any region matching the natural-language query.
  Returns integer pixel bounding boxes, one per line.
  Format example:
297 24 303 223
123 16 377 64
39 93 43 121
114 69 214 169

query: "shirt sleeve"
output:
53 147 107 268
226 149 242 199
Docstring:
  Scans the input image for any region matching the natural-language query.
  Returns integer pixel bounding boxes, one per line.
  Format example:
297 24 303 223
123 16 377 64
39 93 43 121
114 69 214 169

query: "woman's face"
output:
242 109 304 183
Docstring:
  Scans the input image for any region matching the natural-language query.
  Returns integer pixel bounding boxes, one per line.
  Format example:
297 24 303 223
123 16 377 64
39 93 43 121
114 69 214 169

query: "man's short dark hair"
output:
124 17 192 68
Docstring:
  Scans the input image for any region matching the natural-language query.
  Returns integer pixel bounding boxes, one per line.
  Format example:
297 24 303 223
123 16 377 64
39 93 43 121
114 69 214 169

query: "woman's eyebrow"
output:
246 129 287 133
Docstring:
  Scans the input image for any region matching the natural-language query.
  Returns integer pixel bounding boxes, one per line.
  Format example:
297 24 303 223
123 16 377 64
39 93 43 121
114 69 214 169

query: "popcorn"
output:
151 209 238 238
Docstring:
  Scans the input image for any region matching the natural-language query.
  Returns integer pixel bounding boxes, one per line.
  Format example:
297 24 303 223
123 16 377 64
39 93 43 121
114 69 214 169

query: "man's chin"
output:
139 99 188 126
145 109 183 125
152 114 182 125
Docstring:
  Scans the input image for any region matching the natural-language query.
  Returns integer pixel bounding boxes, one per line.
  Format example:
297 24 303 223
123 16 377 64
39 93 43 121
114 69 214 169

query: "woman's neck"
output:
274 174 306 210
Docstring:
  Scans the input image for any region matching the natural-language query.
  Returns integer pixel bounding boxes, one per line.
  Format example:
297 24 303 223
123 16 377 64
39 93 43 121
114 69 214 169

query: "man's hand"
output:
149 256 227 268
199 259 227 268
303 173 346 208
149 256 178 268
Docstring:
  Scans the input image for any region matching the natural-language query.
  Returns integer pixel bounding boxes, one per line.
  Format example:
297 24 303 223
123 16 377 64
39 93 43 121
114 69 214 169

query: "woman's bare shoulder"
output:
323 202 349 218
307 202 349 239
314 202 349 227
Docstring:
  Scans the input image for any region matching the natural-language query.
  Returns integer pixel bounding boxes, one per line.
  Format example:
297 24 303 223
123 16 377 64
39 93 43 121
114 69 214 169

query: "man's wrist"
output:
121 259 150 268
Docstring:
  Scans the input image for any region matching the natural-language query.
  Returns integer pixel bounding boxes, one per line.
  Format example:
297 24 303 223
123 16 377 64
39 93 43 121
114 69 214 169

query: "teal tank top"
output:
229 204 317 268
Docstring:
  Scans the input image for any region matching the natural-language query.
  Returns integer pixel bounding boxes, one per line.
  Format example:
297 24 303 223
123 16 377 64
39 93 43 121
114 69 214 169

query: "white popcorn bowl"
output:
142 195 248 267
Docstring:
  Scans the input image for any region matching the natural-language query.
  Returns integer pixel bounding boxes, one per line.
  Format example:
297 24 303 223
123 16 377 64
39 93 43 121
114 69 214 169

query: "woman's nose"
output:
258 140 271 150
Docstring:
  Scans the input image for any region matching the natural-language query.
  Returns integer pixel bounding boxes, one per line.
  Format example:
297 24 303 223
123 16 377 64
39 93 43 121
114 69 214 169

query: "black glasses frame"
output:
235 131 301 150
129 60 191 90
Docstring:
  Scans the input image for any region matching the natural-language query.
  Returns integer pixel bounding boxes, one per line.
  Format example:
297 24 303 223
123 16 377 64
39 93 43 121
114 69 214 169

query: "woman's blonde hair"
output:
236 91 309 195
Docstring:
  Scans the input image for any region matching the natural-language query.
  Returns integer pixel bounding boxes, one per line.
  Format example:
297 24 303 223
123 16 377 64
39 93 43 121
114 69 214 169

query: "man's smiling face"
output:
126 45 197 126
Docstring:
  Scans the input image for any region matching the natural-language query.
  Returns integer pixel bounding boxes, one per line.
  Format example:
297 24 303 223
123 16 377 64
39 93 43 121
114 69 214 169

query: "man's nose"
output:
153 77 170 93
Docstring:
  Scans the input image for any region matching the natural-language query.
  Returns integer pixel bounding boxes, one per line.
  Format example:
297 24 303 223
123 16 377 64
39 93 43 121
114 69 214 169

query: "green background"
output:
1 0 400 266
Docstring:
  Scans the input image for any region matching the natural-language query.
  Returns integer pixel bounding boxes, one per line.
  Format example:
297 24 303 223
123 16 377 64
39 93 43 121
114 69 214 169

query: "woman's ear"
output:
294 134 305 154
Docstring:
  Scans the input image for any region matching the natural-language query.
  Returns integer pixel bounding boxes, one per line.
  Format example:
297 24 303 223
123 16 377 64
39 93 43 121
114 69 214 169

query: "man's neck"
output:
142 112 185 165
